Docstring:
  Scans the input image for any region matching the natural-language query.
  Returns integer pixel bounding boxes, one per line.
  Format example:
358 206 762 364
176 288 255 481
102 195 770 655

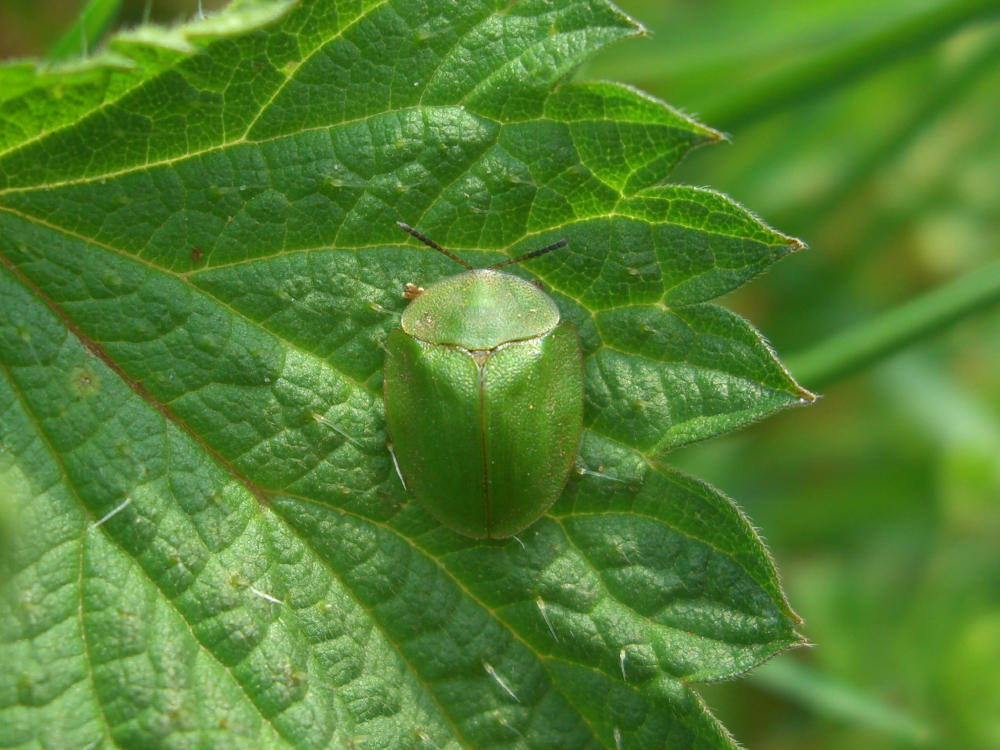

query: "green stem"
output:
786 259 1000 389
752 658 932 746
783 32 1000 235
46 0 122 62
706 0 1000 131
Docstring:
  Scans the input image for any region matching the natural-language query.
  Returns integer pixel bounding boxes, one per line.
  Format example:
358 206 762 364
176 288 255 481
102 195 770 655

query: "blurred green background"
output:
3 1 998 748
584 2 1000 749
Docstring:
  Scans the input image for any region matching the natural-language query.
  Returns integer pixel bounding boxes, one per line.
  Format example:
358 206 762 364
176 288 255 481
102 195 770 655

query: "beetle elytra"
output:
384 223 583 539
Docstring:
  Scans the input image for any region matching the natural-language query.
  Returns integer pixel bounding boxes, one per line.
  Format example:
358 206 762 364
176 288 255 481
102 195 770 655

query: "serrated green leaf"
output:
0 1 809 748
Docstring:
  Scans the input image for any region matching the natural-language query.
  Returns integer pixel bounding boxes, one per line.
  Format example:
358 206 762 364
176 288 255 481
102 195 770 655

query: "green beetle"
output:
384 222 584 539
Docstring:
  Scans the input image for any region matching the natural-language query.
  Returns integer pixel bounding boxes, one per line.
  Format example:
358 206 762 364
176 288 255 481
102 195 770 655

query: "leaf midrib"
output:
0 101 711 198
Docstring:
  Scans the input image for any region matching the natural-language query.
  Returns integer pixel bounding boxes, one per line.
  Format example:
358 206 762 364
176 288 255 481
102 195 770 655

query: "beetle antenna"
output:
397 222 473 270
489 238 568 270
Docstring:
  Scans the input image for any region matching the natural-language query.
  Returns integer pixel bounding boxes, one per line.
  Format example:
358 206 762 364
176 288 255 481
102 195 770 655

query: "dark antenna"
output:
489 238 568 270
396 222 473 270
